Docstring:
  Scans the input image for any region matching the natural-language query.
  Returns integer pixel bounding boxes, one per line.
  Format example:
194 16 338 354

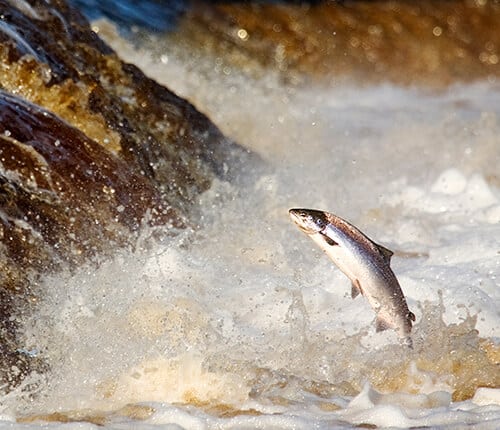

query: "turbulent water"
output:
1 22 499 429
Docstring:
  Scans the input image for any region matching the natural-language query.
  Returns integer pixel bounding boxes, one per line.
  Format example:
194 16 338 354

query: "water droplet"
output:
237 29 249 41
433 26 443 37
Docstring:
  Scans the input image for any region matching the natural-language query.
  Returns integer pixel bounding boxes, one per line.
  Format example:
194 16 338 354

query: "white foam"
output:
431 168 468 195
473 388 500 407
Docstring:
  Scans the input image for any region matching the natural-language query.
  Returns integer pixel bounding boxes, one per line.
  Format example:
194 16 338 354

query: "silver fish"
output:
289 208 415 347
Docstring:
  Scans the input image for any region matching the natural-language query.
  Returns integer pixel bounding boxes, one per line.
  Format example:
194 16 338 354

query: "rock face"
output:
0 0 251 390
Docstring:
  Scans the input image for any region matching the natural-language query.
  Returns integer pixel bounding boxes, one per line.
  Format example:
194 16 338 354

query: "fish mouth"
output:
289 208 321 234
288 208 304 220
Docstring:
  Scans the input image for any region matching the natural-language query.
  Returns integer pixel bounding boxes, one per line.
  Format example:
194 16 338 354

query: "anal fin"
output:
375 316 392 332
351 279 363 299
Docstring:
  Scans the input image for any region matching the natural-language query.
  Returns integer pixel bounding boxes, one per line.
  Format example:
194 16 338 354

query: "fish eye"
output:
315 217 327 229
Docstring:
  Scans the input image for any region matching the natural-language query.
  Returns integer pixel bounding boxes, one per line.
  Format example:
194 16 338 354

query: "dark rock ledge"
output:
0 0 252 390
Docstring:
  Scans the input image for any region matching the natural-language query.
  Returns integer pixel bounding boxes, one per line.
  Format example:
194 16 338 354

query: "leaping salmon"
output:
289 208 415 347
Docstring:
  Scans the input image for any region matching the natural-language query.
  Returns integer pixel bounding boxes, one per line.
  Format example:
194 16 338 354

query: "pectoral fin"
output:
351 279 362 299
375 315 392 332
320 232 338 246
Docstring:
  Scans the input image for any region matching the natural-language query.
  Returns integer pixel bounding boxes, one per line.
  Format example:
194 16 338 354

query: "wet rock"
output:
0 90 182 251
0 0 251 205
0 0 253 390
174 1 500 86
69 0 188 32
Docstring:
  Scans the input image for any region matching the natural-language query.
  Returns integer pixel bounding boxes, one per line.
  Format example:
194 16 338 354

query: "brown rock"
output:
0 0 255 390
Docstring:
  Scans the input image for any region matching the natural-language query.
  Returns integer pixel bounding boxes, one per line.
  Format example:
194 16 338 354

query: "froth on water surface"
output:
10 168 500 428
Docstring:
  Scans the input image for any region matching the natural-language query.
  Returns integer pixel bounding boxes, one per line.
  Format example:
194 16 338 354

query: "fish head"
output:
289 208 330 235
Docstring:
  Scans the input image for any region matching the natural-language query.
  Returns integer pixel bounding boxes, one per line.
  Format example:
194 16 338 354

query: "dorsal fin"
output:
375 243 393 264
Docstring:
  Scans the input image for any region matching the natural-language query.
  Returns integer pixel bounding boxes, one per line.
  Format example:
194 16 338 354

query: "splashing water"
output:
2 21 500 430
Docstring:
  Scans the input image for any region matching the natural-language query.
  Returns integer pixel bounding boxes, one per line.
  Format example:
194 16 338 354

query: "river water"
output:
1 18 499 430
